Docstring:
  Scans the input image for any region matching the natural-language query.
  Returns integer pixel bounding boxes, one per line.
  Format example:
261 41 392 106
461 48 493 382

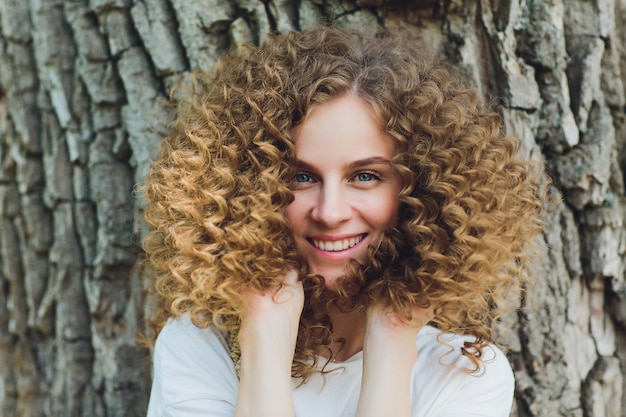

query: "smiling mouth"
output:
308 234 366 252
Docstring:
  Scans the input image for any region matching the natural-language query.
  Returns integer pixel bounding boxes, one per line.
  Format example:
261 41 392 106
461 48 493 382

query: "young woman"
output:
143 27 545 417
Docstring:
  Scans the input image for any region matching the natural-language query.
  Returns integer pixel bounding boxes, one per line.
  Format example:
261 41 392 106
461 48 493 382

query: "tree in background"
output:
0 0 625 416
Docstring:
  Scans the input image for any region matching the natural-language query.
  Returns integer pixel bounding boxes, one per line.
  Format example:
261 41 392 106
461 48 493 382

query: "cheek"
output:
284 197 305 228
381 198 400 228
377 173 402 228
373 193 401 228
284 204 297 227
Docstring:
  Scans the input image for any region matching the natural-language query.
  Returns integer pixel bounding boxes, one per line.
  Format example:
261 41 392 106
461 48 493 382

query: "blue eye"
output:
355 172 377 182
294 173 314 183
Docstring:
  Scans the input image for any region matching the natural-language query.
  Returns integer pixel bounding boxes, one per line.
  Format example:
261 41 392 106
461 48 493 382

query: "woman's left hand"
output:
363 305 434 352
355 305 435 417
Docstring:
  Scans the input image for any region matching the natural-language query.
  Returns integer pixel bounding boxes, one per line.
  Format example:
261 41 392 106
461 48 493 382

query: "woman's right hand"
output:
234 269 303 417
238 269 304 361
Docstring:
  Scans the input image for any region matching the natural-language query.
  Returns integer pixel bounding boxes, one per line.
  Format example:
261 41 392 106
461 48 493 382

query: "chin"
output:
322 278 339 290
310 269 344 290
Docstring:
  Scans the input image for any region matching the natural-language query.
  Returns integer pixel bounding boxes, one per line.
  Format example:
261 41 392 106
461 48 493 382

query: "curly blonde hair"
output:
142 26 545 380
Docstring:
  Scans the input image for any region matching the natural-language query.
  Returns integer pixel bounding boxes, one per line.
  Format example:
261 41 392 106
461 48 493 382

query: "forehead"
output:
292 94 394 161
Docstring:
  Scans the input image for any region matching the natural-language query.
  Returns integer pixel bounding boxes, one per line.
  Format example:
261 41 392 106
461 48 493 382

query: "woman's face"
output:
286 94 402 288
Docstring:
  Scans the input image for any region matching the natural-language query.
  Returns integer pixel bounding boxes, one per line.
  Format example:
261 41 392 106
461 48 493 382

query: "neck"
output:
325 303 366 362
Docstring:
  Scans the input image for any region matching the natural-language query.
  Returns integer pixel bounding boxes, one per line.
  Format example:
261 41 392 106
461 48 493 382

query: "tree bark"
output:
0 0 624 416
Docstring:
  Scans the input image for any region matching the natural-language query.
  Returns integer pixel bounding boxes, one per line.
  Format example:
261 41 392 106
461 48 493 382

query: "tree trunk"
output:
0 0 624 416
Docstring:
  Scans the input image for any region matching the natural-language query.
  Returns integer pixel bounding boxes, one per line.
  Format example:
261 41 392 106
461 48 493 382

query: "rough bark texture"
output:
0 0 625 416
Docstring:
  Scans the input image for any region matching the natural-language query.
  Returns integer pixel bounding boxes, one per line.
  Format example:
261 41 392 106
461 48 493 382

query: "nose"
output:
310 183 352 227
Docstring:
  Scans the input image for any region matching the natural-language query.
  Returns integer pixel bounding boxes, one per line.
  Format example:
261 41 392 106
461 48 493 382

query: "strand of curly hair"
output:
141 26 546 382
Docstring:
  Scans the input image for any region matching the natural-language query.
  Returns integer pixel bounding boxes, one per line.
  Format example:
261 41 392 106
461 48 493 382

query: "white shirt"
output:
147 315 514 417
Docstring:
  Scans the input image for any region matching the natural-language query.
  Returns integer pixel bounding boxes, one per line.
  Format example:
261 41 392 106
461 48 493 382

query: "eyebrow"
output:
348 156 392 169
293 156 392 171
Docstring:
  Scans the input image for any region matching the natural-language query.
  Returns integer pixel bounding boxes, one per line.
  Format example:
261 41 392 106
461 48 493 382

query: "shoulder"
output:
147 315 239 417
155 314 232 354
415 325 513 376
411 326 514 417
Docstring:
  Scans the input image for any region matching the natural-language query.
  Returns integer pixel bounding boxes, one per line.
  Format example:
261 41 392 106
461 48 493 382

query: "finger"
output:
282 268 300 285
273 270 304 306
367 305 434 329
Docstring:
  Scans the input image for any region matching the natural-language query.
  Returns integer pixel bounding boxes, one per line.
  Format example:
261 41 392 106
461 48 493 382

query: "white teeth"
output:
312 235 364 252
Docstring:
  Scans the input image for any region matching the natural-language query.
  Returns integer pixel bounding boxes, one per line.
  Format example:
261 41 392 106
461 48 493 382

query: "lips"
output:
309 234 366 252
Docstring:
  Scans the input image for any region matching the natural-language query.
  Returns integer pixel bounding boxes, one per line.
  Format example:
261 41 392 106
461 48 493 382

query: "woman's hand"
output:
364 305 434 352
235 269 304 417
356 305 434 417
238 269 304 363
